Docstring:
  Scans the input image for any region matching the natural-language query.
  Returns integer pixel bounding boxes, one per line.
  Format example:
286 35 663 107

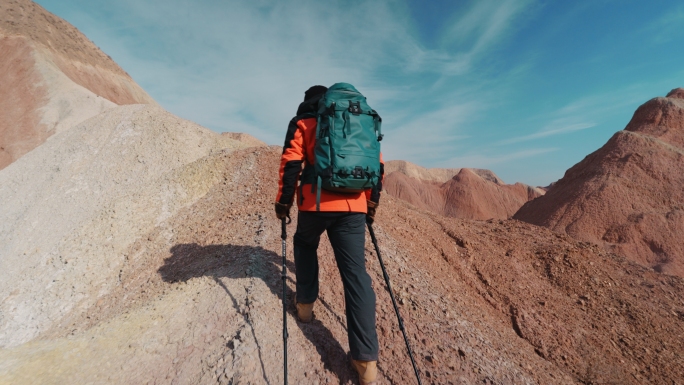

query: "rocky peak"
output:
624 90 684 149
666 87 684 99
515 88 684 276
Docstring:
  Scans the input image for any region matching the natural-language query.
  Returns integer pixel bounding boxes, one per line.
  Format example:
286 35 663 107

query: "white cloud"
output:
41 0 537 168
67 0 440 144
441 0 534 66
497 122 596 145
494 82 666 148
381 102 477 162
438 147 557 169
647 5 684 44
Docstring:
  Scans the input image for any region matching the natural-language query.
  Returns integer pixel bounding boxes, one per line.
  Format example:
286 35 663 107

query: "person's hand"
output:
275 202 291 220
366 200 378 225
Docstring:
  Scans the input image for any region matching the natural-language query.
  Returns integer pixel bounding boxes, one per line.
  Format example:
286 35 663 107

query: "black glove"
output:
275 202 291 220
366 200 378 225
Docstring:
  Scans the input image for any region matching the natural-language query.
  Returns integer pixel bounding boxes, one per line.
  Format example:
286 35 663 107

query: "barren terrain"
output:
0 0 154 169
2 3 684 384
516 88 684 277
2 140 683 384
385 161 543 220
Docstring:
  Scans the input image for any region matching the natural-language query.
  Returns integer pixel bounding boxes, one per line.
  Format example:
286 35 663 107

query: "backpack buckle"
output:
352 166 365 179
327 102 336 116
348 101 361 115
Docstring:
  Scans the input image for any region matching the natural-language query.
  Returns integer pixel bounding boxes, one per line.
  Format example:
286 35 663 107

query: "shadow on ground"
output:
158 243 356 384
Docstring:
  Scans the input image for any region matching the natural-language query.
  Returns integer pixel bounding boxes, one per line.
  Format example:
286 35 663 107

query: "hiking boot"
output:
351 359 378 385
296 301 314 323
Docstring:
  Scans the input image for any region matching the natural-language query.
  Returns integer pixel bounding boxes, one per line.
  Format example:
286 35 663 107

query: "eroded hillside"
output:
0 0 154 169
384 160 543 220
515 88 684 277
2 143 683 384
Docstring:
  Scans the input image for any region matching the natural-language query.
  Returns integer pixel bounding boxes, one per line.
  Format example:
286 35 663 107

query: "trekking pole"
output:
367 223 422 385
281 217 289 385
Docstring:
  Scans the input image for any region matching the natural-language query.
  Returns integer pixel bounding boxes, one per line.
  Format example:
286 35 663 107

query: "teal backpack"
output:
301 83 383 211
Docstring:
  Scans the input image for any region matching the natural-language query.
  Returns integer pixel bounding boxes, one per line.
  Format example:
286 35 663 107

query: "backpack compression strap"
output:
316 176 322 212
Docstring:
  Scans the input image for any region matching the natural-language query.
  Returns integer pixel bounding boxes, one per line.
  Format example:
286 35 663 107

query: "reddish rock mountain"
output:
0 0 154 169
515 88 684 276
384 160 544 220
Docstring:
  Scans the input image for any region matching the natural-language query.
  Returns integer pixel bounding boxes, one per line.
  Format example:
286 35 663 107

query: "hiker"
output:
275 84 384 385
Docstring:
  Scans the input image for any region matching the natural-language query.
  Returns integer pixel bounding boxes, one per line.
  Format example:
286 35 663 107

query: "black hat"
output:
304 85 328 101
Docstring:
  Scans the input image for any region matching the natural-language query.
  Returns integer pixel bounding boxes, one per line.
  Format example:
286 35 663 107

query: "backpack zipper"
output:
330 90 361 96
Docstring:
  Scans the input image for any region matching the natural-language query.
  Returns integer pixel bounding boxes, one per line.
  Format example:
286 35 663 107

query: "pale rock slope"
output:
515 89 684 276
0 104 253 348
384 160 544 220
0 0 155 169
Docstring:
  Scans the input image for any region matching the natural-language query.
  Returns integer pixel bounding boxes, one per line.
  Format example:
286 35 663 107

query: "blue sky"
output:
35 0 684 186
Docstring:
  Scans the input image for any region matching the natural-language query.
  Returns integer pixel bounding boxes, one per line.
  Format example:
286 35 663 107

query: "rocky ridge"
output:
221 132 267 147
384 160 503 184
384 160 544 220
515 88 684 276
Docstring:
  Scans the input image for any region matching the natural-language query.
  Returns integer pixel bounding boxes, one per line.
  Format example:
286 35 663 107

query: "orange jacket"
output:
276 100 383 213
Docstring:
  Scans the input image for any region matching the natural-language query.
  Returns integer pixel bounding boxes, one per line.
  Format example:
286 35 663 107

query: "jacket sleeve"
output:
276 118 306 205
366 153 384 204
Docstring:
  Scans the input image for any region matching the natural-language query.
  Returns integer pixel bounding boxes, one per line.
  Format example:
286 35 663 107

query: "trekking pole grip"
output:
281 217 287 240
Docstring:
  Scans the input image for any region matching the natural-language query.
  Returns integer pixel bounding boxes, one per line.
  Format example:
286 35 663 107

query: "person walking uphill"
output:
275 84 384 385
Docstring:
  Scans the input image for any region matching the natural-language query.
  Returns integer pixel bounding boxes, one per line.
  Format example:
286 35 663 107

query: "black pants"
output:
293 211 379 361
